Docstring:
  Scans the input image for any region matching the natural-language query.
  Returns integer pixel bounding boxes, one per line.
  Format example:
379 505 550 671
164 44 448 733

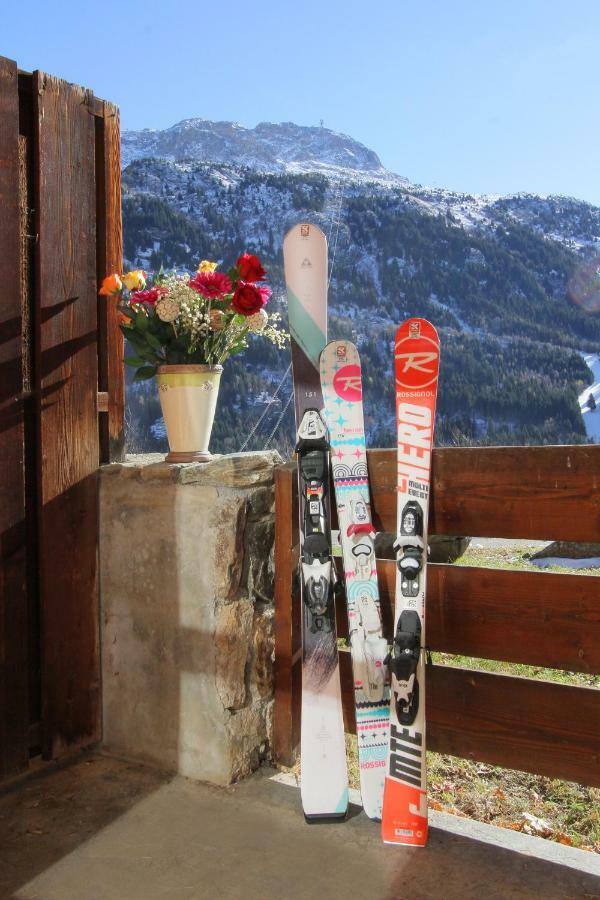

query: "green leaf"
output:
135 311 149 331
118 305 137 320
124 355 146 367
133 365 157 381
145 331 163 350
126 330 151 350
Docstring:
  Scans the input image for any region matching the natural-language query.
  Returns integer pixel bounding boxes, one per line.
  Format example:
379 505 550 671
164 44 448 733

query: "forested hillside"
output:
120 124 600 454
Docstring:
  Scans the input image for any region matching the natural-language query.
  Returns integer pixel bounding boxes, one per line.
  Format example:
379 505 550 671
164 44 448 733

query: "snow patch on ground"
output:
530 556 600 569
578 352 600 442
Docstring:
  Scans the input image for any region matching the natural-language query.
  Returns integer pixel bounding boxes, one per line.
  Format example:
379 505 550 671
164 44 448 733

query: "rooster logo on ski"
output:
395 334 439 391
333 364 362 402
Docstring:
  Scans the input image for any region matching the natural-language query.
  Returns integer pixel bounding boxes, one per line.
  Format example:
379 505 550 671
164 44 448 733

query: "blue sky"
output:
3 0 600 202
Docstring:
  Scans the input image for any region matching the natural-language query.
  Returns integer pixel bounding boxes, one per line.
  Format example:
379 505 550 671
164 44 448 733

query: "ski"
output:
321 341 390 819
283 223 348 820
320 340 390 820
381 318 440 847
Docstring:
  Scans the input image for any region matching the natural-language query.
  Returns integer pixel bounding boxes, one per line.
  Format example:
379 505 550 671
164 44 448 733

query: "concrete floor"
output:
0 754 598 900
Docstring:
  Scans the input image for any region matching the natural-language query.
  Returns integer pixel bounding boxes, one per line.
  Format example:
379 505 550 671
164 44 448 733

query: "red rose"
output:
189 271 233 299
232 282 269 316
236 253 266 283
129 287 168 306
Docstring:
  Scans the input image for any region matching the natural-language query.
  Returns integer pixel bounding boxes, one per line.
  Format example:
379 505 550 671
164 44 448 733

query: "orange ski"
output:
381 318 440 846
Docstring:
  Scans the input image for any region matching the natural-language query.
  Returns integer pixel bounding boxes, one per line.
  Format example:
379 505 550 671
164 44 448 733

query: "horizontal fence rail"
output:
273 446 600 788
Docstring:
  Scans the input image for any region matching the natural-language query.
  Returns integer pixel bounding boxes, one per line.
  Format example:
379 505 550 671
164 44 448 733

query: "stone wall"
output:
99 451 281 786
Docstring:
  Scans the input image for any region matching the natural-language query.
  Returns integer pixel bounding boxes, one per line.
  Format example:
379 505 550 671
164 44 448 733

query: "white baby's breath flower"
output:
246 309 268 334
156 297 180 322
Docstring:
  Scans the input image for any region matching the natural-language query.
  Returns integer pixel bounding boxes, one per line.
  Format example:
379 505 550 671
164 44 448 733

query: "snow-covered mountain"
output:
122 118 405 185
121 117 600 453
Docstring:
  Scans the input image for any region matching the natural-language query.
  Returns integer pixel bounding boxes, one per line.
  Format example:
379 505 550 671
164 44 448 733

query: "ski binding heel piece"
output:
301 559 334 633
386 609 422 724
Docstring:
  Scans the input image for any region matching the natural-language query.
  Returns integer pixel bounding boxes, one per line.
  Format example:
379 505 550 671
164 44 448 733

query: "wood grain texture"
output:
366 446 600 541
95 101 124 462
426 665 600 787
273 464 296 765
339 655 600 786
373 560 600 674
0 55 29 779
33 71 100 759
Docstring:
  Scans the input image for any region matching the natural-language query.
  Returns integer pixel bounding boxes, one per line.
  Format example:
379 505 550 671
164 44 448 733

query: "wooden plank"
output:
339 656 600 787
367 446 600 541
0 55 29 780
33 71 100 759
95 100 124 463
373 560 600 674
273 464 296 765
427 665 600 787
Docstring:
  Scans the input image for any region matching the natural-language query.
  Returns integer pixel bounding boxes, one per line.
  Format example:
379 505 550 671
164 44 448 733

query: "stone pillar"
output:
99 451 281 786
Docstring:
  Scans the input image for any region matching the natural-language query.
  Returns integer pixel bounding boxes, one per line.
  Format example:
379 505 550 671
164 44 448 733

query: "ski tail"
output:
382 318 440 847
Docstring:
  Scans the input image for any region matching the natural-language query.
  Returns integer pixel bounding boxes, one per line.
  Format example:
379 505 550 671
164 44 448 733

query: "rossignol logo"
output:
409 320 421 338
389 723 423 788
333 364 362 402
395 335 439 391
336 344 347 359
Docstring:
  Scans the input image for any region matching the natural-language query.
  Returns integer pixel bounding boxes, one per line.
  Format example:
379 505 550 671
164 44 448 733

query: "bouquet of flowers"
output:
99 253 287 380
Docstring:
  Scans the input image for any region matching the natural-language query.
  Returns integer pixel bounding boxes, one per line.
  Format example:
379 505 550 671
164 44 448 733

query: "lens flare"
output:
568 255 600 313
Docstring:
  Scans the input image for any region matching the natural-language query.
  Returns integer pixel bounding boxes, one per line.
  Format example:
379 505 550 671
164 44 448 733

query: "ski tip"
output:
283 221 327 246
394 317 440 345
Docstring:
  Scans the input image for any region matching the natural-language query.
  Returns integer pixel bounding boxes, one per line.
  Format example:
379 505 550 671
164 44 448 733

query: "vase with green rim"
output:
157 364 223 463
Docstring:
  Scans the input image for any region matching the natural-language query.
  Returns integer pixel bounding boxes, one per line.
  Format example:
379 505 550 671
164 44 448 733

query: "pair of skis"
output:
283 223 440 844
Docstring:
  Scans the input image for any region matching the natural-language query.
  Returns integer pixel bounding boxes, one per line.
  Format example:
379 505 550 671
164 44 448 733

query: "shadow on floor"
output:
0 752 171 900
0 753 598 900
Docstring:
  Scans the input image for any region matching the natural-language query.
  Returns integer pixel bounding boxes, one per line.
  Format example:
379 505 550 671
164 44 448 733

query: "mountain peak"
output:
122 117 403 183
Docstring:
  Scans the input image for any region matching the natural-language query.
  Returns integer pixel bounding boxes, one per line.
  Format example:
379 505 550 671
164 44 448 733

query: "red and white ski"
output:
381 318 440 847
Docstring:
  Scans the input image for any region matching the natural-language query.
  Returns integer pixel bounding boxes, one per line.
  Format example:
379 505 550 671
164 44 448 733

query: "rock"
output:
521 813 553 837
245 518 275 601
178 450 283 487
100 450 277 787
101 451 283 490
215 600 254 710
246 486 275 517
213 497 247 600
226 703 271 782
250 605 274 700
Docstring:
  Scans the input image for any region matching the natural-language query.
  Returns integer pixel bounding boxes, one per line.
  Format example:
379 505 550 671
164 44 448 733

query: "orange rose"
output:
99 273 123 296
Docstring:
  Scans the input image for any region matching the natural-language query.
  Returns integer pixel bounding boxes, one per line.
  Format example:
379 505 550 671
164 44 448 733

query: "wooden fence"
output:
0 55 123 781
273 445 600 788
